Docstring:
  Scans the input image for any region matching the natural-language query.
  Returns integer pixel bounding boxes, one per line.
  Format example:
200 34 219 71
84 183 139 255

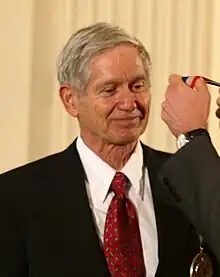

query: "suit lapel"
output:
142 144 172 262
38 140 110 276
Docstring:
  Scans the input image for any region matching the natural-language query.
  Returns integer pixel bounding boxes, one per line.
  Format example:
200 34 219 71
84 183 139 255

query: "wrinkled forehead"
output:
88 45 147 86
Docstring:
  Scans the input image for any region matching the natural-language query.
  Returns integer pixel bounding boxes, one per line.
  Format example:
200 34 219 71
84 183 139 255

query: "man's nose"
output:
117 87 137 111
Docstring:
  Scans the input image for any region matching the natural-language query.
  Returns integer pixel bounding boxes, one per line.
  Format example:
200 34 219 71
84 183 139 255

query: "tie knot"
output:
111 172 127 197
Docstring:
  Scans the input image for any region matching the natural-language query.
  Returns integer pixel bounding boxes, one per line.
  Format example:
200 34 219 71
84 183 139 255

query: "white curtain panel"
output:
1 0 220 172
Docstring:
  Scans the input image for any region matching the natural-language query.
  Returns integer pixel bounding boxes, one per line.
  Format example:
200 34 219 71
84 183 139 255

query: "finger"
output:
161 104 170 122
216 108 220 119
161 101 169 120
164 84 182 100
168 74 190 90
161 100 170 112
194 77 209 93
161 101 176 120
161 101 166 113
216 96 220 106
168 74 182 85
161 107 179 136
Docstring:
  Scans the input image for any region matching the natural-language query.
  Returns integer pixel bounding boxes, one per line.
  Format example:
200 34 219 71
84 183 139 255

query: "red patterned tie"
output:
104 172 146 276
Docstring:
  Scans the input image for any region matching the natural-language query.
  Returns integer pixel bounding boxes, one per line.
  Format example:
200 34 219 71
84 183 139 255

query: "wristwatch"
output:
176 128 210 149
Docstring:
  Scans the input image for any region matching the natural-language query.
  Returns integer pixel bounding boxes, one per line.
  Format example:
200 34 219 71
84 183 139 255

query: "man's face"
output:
68 44 151 145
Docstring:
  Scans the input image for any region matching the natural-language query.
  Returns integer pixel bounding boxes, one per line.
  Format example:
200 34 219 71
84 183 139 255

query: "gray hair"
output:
56 22 151 92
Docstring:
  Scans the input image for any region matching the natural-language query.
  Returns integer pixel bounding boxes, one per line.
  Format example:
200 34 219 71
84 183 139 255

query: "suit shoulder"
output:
141 142 171 160
0 149 66 183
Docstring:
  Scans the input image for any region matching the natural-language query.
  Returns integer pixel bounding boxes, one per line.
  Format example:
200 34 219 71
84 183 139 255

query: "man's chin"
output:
104 125 146 145
110 133 140 146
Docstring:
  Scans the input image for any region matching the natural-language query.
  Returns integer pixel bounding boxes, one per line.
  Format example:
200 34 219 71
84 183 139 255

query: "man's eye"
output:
102 87 117 96
105 88 115 93
131 81 147 92
134 84 144 89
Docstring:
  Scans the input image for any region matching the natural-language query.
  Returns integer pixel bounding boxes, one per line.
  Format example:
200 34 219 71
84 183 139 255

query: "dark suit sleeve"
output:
0 176 28 276
160 135 220 262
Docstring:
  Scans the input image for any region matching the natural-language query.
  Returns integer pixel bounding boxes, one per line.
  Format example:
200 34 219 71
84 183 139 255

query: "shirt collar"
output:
76 136 144 208
121 141 143 195
76 136 115 205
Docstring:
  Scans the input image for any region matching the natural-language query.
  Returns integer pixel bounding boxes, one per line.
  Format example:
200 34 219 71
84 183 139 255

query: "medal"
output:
190 236 213 277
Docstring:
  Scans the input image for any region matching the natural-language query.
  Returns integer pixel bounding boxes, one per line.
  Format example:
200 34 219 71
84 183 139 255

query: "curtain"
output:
1 0 220 172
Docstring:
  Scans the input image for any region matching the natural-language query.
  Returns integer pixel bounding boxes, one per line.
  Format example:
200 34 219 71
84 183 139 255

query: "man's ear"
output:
59 84 78 117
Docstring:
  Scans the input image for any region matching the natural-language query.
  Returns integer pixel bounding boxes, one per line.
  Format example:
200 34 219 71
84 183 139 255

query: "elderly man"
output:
0 22 217 277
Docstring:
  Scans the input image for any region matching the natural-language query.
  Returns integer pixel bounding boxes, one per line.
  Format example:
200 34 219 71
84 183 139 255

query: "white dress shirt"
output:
76 137 158 277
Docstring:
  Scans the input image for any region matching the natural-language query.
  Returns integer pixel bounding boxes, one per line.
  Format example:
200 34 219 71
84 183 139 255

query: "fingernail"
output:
197 77 204 85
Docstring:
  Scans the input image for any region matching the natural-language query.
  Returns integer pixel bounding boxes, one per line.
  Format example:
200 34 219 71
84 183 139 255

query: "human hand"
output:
216 89 220 119
161 74 210 137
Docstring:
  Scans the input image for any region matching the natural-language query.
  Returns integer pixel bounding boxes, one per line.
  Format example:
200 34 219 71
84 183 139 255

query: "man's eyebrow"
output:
95 78 121 89
130 74 148 82
95 74 148 89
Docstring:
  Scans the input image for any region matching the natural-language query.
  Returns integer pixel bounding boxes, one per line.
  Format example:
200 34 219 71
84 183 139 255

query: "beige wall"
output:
1 0 220 172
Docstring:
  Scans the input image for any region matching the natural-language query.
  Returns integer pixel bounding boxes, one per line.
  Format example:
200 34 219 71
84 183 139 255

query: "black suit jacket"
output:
0 140 216 276
160 135 220 266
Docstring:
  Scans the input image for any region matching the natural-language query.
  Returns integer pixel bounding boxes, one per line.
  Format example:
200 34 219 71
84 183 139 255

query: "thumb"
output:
168 74 189 89
194 77 209 94
168 74 182 85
